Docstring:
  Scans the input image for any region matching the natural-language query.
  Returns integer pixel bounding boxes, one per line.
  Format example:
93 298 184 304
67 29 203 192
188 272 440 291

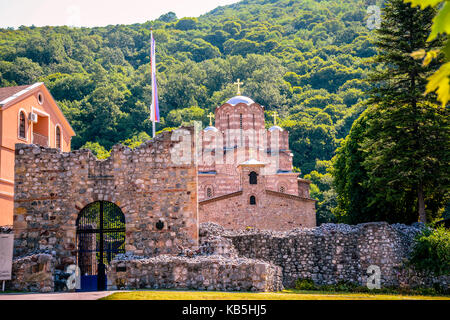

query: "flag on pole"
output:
150 30 160 124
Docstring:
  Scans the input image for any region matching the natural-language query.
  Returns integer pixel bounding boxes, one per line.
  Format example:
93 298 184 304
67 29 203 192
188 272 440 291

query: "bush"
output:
335 280 358 291
292 278 449 296
294 278 317 290
409 226 450 275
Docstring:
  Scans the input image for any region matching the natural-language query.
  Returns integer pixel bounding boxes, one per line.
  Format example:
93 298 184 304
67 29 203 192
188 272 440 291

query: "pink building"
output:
0 83 75 226
198 95 316 230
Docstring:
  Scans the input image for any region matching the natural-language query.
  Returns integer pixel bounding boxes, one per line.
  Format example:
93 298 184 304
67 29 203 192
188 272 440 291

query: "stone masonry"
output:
200 222 450 290
12 128 198 276
199 143 316 231
107 255 283 292
8 253 55 292
7 126 449 293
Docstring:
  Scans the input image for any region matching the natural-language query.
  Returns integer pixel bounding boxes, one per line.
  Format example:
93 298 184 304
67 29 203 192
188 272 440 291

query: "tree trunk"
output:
418 181 426 223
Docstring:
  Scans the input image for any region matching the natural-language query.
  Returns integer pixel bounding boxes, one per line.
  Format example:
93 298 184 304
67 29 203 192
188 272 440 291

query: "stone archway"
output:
76 201 125 291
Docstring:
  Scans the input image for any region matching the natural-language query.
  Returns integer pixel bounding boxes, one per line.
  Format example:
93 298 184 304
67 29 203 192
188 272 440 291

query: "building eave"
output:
265 189 316 202
0 83 42 107
0 83 76 137
199 191 243 205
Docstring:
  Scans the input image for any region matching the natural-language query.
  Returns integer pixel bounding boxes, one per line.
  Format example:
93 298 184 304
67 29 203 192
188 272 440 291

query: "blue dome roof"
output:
204 126 218 132
269 125 283 132
226 96 255 106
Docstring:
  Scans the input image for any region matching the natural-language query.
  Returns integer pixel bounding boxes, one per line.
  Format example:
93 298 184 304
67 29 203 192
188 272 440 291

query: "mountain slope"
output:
0 0 380 175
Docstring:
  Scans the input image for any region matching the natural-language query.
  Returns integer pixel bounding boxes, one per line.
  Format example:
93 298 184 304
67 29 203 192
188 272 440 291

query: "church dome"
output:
226 96 255 106
269 125 283 132
204 126 218 132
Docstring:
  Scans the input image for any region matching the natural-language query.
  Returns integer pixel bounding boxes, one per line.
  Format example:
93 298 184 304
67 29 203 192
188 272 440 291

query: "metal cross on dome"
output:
207 112 215 126
234 79 243 95
272 111 279 126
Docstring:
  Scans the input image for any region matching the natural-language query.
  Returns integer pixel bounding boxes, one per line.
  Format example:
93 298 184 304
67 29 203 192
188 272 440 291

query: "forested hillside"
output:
0 0 383 220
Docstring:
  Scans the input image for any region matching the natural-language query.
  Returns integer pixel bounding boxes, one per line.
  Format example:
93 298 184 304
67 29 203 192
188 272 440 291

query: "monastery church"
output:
198 91 316 230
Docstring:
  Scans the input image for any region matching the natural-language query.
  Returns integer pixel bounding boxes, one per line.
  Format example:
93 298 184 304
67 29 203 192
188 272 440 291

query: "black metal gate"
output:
76 201 125 291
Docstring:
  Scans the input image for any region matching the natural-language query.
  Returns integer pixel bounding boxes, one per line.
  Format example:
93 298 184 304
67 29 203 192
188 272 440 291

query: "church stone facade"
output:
198 95 316 230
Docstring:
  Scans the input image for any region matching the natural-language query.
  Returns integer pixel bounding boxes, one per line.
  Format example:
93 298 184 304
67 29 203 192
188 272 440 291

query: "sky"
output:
0 0 241 28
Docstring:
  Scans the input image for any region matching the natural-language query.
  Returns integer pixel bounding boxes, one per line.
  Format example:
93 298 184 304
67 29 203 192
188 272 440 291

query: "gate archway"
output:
76 201 125 291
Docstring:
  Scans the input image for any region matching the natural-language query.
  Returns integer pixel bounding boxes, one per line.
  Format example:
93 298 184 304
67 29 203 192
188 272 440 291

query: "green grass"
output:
100 289 450 300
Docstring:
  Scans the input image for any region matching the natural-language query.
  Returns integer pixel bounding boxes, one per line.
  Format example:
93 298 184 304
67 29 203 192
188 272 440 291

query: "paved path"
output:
0 291 122 300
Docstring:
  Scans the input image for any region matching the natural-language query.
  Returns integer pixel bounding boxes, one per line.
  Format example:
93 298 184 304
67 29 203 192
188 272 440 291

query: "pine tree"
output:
333 0 450 224
368 0 441 108
364 0 448 223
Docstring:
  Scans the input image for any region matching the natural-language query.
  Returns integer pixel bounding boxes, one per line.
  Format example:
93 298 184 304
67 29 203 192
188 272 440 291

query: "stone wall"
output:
200 222 450 290
107 255 283 292
8 253 55 292
12 128 199 278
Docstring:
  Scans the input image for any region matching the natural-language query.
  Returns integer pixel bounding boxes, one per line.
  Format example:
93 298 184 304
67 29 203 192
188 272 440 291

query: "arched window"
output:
279 186 286 193
19 111 26 139
206 187 213 199
250 196 256 205
249 171 258 184
227 115 230 129
240 113 243 129
55 125 61 150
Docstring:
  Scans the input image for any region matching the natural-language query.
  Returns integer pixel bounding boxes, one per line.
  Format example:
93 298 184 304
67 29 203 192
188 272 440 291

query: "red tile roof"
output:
0 84 32 102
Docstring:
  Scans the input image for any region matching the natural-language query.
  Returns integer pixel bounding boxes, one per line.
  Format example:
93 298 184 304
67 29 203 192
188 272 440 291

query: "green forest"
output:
0 0 448 225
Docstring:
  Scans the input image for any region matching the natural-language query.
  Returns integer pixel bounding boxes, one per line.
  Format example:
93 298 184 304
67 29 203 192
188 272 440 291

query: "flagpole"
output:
152 113 156 138
150 28 158 138
150 28 155 138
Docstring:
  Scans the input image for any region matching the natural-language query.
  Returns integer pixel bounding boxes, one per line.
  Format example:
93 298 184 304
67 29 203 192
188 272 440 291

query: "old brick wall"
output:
12 128 199 274
200 222 450 290
199 191 316 231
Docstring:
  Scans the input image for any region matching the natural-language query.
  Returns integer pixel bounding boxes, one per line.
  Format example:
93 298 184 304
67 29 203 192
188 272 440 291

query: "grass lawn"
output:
100 289 450 300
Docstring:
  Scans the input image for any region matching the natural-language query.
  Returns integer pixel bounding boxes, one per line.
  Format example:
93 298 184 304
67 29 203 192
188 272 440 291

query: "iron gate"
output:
76 201 125 291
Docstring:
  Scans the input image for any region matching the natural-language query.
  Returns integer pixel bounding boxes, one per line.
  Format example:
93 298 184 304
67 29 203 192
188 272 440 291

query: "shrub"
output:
335 280 358 291
319 284 337 292
353 286 370 293
292 279 449 296
409 226 450 275
295 278 317 290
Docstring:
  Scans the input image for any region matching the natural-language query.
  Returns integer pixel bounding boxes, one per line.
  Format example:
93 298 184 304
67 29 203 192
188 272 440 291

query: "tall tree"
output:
333 0 449 224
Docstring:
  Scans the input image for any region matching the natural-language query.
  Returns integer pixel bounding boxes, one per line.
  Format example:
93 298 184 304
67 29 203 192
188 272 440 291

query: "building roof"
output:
0 84 35 106
269 125 284 132
204 126 219 132
226 96 255 106
265 189 316 202
0 83 76 136
238 158 266 166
